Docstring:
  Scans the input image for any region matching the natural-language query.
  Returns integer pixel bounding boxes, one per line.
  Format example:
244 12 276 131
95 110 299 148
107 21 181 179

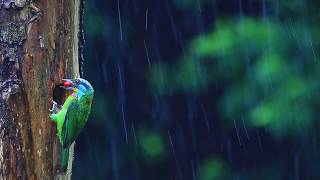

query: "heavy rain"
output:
74 0 320 179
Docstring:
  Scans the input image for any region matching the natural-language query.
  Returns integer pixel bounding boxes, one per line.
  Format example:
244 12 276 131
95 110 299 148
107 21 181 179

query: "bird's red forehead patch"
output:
63 81 72 87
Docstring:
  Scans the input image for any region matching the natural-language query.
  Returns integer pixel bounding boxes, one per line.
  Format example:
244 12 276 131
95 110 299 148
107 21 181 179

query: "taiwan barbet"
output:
50 78 94 171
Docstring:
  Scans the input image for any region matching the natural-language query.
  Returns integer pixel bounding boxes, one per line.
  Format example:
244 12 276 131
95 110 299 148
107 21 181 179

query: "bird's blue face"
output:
62 78 94 97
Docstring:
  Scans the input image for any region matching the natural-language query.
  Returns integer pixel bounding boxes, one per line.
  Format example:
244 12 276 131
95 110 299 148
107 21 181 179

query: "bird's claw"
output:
50 100 61 114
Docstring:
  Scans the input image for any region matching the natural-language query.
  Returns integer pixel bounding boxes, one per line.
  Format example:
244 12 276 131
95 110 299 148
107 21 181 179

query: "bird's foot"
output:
49 100 61 114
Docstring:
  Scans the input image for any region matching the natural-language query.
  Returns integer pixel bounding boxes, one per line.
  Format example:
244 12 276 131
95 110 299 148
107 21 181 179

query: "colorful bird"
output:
50 78 94 171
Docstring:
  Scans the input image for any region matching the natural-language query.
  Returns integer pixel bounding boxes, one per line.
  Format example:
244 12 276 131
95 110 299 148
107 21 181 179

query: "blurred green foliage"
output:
198 158 229 180
138 130 166 162
148 16 320 137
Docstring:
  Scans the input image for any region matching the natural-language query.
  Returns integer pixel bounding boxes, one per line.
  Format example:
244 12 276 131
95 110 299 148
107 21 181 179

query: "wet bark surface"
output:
0 0 81 179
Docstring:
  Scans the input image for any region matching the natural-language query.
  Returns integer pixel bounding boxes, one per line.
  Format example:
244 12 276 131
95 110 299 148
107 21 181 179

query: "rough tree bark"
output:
0 0 83 179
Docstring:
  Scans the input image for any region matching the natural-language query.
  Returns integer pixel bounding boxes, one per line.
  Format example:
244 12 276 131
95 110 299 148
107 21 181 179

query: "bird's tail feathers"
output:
61 147 69 172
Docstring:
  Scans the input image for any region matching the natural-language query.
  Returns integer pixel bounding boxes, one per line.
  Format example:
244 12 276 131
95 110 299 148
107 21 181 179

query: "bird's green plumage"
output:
50 78 94 172
50 95 77 145
61 147 69 171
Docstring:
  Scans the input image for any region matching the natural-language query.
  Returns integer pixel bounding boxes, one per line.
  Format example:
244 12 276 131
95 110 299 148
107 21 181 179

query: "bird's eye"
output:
63 81 72 87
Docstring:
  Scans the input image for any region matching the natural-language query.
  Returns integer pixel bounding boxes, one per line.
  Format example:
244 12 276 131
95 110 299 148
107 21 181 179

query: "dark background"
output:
73 0 320 179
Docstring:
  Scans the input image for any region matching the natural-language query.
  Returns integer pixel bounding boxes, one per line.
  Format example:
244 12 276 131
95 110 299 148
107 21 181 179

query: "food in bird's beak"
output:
62 79 73 88
63 81 72 88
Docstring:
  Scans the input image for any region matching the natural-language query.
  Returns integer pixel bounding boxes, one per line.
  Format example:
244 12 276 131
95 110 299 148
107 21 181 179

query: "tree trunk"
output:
0 0 83 179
